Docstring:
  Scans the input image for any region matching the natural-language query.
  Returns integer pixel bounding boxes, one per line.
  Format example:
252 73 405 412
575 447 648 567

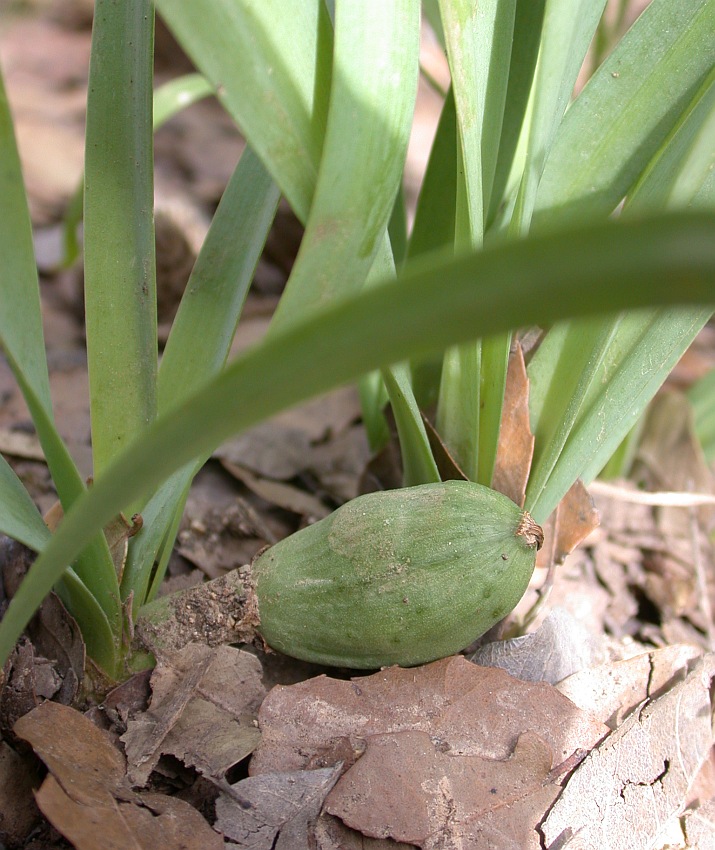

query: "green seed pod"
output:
252 480 543 669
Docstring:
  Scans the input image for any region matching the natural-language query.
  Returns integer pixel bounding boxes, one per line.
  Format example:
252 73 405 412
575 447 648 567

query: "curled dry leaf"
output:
542 654 715 850
537 479 600 568
13 700 223 850
492 342 534 509
215 764 342 849
122 643 265 786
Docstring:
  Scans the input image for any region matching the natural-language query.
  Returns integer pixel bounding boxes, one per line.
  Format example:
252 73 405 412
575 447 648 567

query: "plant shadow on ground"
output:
1 4 714 849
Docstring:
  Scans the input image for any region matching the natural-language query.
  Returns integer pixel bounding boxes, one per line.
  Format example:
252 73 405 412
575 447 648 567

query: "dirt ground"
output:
0 3 713 849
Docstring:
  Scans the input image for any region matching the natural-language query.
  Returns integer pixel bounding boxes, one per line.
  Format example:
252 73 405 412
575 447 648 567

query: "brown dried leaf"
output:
123 643 265 786
421 413 468 482
542 654 715 850
556 644 703 729
471 608 599 685
216 422 313 480
1 640 63 734
492 343 534 508
0 740 42 847
14 700 125 805
313 814 418 850
537 479 600 568
251 657 607 847
14 700 223 850
220 459 331 520
215 765 341 848
326 730 558 849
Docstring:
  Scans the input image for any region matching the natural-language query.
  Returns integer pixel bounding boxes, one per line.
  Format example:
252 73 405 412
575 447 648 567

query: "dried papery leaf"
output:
0 427 44 461
14 701 223 850
556 644 704 729
36 775 224 850
492 343 534 508
542 654 715 850
421 413 468 482
682 799 715 847
537 479 600 568
632 392 715 642
0 740 42 847
220 459 330 519
326 730 559 849
251 657 607 777
215 765 341 848
14 700 125 805
471 608 599 685
123 643 265 786
1 639 63 734
216 422 313 480
313 813 417 850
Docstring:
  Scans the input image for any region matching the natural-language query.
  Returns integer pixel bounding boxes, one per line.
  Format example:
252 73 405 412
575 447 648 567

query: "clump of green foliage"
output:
0 0 713 680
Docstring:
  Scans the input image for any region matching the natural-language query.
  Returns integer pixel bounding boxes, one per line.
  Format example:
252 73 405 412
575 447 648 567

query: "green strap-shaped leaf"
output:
529 307 711 522
625 66 715 212
534 0 715 227
84 0 157 479
486 0 547 227
525 317 620 516
64 73 215 267
435 0 518 485
511 0 607 233
159 0 435 486
407 90 457 261
1 62 119 659
0 456 50 553
156 0 331 223
268 0 420 330
1 210 714 666
121 147 280 605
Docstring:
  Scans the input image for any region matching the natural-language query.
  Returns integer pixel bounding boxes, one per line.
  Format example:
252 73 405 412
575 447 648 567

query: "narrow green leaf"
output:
156 0 332 223
511 0 607 234
407 89 457 260
0 70 52 417
625 67 715 212
0 456 50 552
84 0 157 479
0 66 119 640
530 307 711 522
535 0 715 227
153 73 214 127
435 0 518 483
438 0 517 238
2 210 713 667
54 568 117 675
389 186 409 269
64 73 215 268
268 0 420 330
121 147 280 605
525 317 618 512
486 0 547 227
